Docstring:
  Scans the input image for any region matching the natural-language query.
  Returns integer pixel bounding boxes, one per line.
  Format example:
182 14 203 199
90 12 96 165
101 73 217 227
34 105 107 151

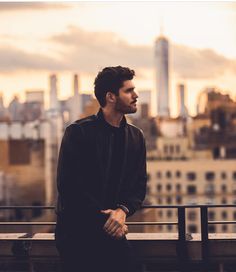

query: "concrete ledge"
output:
0 233 236 271
0 233 236 261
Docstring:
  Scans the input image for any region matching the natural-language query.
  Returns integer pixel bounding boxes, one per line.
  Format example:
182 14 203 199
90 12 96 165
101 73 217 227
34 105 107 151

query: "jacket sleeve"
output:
56 124 101 215
119 133 147 217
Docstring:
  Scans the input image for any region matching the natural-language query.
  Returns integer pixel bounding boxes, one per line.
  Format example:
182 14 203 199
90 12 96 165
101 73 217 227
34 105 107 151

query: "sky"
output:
0 1 236 116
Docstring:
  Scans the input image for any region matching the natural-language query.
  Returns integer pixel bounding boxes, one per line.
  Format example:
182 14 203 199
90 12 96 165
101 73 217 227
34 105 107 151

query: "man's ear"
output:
106 92 116 104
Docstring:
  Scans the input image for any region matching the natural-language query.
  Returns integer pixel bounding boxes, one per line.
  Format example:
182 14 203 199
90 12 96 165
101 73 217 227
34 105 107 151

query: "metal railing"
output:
1 204 236 271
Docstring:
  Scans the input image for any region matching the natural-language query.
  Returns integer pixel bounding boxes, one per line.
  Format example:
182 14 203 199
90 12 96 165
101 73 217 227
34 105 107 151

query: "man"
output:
55 66 147 272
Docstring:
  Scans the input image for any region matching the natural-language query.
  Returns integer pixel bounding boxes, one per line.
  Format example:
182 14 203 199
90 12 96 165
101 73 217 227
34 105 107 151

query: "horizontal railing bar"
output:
0 222 56 225
127 221 178 226
208 220 236 225
0 206 55 209
142 204 236 208
0 204 236 210
0 221 178 226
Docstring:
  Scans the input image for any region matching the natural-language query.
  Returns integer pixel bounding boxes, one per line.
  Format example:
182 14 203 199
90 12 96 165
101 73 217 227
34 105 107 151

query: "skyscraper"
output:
155 35 170 117
70 74 81 121
49 74 59 111
177 83 188 118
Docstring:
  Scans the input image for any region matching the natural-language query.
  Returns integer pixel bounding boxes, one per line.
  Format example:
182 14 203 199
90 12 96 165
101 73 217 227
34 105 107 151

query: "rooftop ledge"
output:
1 233 236 271
0 232 236 258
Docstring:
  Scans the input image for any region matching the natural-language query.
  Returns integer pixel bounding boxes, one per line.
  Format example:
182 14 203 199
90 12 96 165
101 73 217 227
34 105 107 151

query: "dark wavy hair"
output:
94 66 135 107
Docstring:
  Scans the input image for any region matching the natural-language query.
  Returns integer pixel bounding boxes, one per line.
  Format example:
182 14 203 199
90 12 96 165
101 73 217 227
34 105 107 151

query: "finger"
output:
101 209 112 214
103 217 113 230
105 220 119 233
107 224 120 236
113 229 124 240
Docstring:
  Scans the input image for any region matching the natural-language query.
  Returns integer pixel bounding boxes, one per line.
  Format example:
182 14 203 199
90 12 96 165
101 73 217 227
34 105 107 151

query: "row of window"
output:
157 210 236 221
156 183 234 193
156 224 232 233
155 171 236 181
163 144 181 154
157 185 196 194
156 197 236 205
157 196 182 205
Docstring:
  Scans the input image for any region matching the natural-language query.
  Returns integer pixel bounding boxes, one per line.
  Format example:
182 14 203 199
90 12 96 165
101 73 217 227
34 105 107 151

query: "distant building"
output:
193 88 236 159
133 90 152 118
146 159 236 234
49 74 59 112
0 93 8 121
155 35 170 117
177 83 188 118
81 94 93 113
8 96 24 122
0 117 63 206
69 74 81 122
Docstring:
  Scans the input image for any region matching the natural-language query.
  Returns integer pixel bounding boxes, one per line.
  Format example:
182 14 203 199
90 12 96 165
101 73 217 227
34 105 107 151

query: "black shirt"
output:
103 121 125 209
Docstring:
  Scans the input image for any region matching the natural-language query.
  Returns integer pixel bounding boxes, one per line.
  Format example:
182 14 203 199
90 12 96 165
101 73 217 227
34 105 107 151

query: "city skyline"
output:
0 2 236 116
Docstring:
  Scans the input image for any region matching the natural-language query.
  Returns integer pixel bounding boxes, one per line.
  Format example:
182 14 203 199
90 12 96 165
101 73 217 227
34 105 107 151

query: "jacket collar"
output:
96 108 127 129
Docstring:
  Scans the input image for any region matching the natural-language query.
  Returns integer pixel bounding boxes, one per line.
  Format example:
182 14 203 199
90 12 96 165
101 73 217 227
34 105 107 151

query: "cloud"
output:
1 25 236 80
50 26 152 74
172 44 236 79
0 2 70 11
50 26 236 79
0 45 67 72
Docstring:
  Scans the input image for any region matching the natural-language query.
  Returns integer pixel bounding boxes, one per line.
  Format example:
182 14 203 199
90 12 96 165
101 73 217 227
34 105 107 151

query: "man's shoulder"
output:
74 115 97 126
68 115 97 129
127 122 144 136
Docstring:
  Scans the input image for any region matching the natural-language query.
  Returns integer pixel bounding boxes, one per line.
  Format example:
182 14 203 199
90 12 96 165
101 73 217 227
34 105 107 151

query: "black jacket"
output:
56 109 147 233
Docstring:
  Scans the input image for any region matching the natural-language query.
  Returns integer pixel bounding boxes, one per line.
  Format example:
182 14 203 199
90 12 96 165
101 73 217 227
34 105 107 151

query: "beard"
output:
114 97 137 114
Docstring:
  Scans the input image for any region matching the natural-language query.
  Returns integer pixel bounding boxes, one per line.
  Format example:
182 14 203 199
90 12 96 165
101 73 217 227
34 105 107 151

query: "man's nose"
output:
133 91 138 99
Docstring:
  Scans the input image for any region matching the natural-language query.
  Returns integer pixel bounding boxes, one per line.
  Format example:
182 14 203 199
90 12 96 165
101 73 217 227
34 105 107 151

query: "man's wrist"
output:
117 204 129 215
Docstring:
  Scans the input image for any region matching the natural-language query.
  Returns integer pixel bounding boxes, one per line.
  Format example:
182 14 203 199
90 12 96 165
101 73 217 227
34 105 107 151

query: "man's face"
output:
114 80 138 114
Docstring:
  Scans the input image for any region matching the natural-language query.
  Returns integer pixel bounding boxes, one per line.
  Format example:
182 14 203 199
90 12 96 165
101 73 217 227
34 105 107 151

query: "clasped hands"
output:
101 208 128 240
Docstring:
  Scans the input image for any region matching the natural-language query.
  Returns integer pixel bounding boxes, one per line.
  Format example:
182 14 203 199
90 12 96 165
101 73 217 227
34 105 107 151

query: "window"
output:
166 171 172 178
170 145 174 154
221 172 227 180
208 225 216 233
205 172 215 181
233 172 236 180
188 224 197 233
9 140 30 165
166 184 172 191
176 196 182 204
222 225 228 232
158 225 163 231
205 184 215 195
188 211 196 221
208 211 215 220
187 172 196 181
222 211 227 219
221 184 227 193
166 196 172 204
233 211 236 220
167 210 172 217
158 198 162 205
176 184 181 192
157 184 162 192
158 210 163 217
156 171 162 179
222 198 227 204
176 171 181 178
187 185 197 195
167 225 173 231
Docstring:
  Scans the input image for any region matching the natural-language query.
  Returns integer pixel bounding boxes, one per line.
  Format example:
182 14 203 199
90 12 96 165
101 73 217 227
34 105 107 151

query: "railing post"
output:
177 206 189 272
200 206 209 271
